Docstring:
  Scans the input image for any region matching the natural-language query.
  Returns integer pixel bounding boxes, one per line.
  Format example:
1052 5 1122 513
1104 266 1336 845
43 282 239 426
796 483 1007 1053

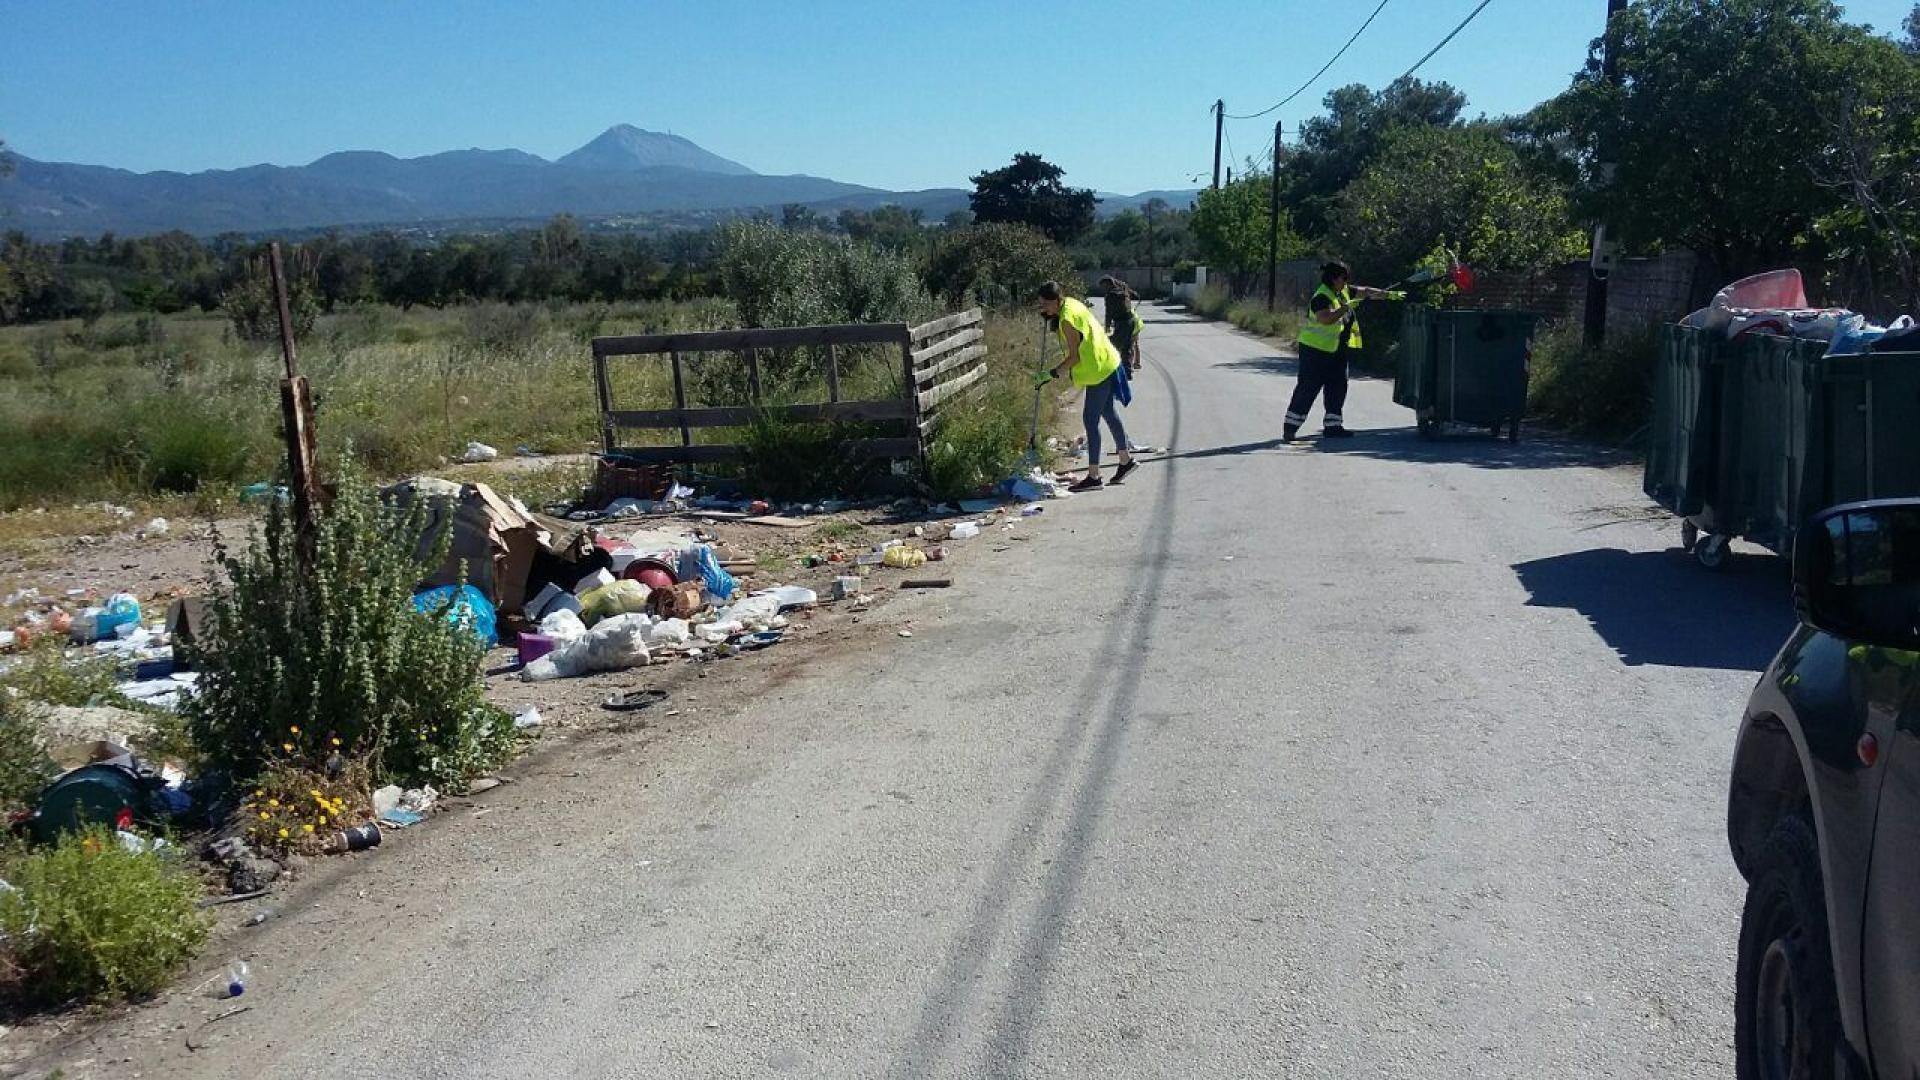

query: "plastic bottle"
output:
226 960 249 998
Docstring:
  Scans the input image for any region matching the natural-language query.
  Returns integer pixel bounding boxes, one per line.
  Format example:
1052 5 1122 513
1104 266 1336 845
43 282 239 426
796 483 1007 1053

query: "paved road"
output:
69 305 1789 1078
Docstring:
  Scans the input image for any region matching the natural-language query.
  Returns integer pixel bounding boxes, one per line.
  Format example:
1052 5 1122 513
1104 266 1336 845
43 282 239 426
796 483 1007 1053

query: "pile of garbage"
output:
1681 269 1919 355
3 588 201 711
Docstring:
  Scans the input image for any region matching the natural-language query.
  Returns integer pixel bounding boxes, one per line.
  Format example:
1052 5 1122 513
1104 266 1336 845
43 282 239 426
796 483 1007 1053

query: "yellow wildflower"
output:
259 812 270 820
290 725 301 734
268 799 279 808
303 824 314 834
277 828 289 839
282 742 294 753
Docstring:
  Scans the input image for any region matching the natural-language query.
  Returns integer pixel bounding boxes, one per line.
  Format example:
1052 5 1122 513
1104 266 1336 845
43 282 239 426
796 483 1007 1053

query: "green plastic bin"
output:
1395 306 1538 440
1643 325 1723 518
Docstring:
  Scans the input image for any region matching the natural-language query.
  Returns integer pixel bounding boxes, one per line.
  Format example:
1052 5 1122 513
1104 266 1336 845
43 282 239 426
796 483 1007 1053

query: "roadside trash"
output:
460 441 500 463
573 568 617 596
538 607 588 641
579 579 652 624
884 546 929 568
647 581 706 620
739 630 783 649
76 593 142 643
378 807 424 829
141 517 170 538
926 546 946 561
898 629 914 638
605 498 647 518
512 706 544 729
332 823 381 853
1020 505 1045 518
957 499 999 513
855 551 884 566
522 613 651 680
623 558 678 592
678 545 736 601
644 618 692 647
412 584 498 647
25 750 178 845
950 523 981 541
833 576 862 601
401 787 438 813
116 829 168 853
244 910 274 928
760 585 817 610
749 500 771 514
225 961 249 999
517 632 557 666
372 785 404 817
240 481 288 504
902 579 952 589
527 582 585 623
604 688 669 712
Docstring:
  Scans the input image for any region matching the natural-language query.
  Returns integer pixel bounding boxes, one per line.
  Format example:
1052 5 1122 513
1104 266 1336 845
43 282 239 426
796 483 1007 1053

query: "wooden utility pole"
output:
268 242 321 562
1267 121 1283 312
1212 100 1225 189
1583 0 1630 347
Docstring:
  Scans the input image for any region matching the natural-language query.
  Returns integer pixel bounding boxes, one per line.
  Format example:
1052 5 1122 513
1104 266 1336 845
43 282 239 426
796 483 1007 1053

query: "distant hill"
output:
1095 189 1202 215
0 126 1182 239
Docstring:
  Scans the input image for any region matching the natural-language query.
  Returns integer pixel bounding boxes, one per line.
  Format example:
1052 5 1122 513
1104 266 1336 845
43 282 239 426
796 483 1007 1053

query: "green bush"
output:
923 389 1027 500
0 639 127 709
0 828 211 1005
739 412 889 500
185 468 512 789
139 399 258 494
1528 321 1658 439
717 220 932 329
924 223 1078 310
1188 284 1306 344
0 696 56 815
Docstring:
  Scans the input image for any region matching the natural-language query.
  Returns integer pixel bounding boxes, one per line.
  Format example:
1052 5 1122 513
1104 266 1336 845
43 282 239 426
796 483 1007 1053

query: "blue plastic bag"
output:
677 545 736 601
411 584 498 647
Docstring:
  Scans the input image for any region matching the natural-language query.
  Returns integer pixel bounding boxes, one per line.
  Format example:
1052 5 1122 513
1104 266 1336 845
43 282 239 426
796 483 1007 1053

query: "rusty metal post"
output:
268 242 321 561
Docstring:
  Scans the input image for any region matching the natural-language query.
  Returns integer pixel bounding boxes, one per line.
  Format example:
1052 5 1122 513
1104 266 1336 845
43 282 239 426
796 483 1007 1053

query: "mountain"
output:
555 125 753 176
1095 189 1202 215
0 126 1175 239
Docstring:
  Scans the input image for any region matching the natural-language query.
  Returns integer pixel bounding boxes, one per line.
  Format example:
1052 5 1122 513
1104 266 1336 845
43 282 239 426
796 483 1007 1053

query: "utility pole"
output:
1212 100 1224 189
1583 0 1629 347
1267 120 1283 312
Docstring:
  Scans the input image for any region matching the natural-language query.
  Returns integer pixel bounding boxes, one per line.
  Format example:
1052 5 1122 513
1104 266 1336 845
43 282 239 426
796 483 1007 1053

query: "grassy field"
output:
0 298 1049 513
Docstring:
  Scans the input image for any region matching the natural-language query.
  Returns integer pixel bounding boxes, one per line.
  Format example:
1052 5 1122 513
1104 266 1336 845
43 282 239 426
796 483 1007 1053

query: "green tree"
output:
1279 78 1468 240
968 153 1097 244
1904 3 1919 54
1808 31 1920 309
1331 124 1584 279
1530 0 1877 277
924 222 1078 309
1191 173 1306 287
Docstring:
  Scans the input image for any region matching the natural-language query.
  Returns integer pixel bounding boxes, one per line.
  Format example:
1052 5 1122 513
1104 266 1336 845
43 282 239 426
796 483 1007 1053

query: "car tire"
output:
1736 815 1842 1080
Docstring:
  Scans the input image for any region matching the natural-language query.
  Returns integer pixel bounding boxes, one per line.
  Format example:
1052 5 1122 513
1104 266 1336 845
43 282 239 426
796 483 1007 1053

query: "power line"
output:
1399 0 1496 82
1224 0 1392 119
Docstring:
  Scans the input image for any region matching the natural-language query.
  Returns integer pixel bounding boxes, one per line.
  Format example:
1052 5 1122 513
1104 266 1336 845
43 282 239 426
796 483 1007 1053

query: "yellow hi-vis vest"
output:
1298 283 1361 354
1057 296 1121 387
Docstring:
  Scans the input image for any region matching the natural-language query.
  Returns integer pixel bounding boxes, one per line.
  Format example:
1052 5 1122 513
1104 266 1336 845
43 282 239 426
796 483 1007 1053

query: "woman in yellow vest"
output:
1036 281 1137 492
1284 259 1391 442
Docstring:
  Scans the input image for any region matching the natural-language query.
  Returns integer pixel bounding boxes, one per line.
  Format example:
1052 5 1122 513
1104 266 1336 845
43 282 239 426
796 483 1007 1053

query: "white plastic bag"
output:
538 608 588 641
644 618 691 647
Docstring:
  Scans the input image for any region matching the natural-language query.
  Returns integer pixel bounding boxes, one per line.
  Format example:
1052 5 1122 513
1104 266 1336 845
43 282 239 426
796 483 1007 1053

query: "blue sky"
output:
3 0 1913 194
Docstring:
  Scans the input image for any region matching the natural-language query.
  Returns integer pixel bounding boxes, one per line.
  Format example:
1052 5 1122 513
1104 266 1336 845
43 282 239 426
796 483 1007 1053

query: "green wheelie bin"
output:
1395 305 1538 441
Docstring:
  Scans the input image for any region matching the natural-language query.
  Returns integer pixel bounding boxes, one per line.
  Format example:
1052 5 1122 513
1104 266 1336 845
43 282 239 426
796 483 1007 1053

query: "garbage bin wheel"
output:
1680 520 1700 553
1696 534 1731 571
1416 413 1436 439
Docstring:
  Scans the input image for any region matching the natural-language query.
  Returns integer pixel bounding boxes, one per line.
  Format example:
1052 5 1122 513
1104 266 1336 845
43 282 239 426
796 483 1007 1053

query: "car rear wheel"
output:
1736 815 1842 1080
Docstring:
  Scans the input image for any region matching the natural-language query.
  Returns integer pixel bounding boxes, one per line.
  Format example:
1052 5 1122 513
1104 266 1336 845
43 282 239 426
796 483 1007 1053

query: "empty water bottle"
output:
226 960 249 998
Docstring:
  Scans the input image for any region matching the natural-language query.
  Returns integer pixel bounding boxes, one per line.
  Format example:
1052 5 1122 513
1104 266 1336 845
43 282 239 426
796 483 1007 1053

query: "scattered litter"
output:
512 706 544 730
759 585 817 610
372 785 403 817
902 579 952 589
412 584 498 647
377 807 424 829
460 441 500 463
225 960 249 999
141 517 170 538
898 629 914 638
883 546 929 568
332 823 381 853
1020 505 1045 518
466 777 502 794
957 499 999 513
950 522 981 540
573 568 617 596
832 576 862 601
400 786 438 813
604 498 648 518
604 688 669 712
522 613 651 681
243 910 274 928
738 515 811 528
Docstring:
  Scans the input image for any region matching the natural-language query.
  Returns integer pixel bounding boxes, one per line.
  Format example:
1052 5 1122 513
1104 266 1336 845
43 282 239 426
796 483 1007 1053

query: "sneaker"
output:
1111 459 1139 484
1068 475 1105 493
1323 426 1356 439
1281 426 1300 443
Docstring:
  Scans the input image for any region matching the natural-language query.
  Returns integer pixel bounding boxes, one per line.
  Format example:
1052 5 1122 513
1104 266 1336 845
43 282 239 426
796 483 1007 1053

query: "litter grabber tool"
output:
1020 322 1053 469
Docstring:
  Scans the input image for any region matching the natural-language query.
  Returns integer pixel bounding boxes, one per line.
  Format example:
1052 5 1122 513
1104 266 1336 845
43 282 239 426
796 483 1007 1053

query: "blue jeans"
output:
1083 373 1128 467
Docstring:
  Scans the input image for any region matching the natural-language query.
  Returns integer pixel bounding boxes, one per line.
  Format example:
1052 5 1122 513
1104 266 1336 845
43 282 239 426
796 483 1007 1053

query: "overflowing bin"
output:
1394 305 1539 441
1644 324 1920 568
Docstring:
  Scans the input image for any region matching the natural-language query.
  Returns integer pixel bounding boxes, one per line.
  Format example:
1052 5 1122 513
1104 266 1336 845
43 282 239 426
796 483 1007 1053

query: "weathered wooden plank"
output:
908 308 983 343
592 353 616 453
914 344 987 387
746 348 762 403
911 326 984 368
606 444 746 464
669 350 690 448
594 322 910 357
825 343 840 403
919 369 995 434
607 399 916 430
916 363 990 412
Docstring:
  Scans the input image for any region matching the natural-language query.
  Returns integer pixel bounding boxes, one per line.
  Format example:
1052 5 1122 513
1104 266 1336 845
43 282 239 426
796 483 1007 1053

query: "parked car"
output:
1730 499 1920 1078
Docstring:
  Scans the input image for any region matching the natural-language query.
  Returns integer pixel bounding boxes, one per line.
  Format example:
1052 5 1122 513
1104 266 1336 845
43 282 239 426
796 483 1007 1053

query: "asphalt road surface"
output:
60 304 1784 1079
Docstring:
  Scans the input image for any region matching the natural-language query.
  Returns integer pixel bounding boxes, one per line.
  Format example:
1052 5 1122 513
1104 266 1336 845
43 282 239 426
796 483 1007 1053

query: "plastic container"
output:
226 960 249 998
1396 306 1537 440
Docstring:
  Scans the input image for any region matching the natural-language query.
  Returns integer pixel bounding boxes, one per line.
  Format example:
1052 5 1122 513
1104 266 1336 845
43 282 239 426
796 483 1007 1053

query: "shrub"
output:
185 467 512 790
0 638 126 709
716 220 932 329
0 829 211 1005
236 763 370 855
0 696 56 815
923 384 1028 500
139 398 257 494
924 223 1078 310
221 253 320 343
1528 321 1658 439
1188 284 1306 344
739 412 888 500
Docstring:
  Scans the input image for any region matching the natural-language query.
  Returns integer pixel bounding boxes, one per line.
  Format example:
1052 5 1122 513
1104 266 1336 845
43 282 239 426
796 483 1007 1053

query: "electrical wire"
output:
1399 0 1496 82
1223 0 1392 119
